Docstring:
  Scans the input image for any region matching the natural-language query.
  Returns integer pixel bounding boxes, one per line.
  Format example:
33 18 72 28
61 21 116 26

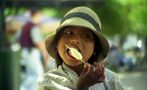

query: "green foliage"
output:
97 0 147 38
95 0 125 36
41 7 59 17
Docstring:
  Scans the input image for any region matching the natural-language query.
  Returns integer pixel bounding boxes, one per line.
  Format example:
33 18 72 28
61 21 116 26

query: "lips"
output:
67 48 75 58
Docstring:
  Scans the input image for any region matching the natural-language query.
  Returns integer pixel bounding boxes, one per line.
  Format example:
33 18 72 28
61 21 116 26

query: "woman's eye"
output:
64 31 73 35
83 33 90 38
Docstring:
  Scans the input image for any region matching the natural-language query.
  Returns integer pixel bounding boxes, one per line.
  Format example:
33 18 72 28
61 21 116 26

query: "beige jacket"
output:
37 64 124 90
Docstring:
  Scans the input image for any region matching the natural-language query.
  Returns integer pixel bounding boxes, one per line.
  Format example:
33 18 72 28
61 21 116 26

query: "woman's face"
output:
57 26 95 66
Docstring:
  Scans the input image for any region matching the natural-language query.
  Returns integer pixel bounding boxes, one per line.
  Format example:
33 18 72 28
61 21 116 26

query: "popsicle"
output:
65 44 85 64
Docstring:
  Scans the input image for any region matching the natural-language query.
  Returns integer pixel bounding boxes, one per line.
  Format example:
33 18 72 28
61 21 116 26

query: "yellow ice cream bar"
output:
69 47 83 60
65 44 85 63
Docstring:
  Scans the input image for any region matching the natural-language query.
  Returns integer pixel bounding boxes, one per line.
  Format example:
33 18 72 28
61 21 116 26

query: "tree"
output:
96 0 147 60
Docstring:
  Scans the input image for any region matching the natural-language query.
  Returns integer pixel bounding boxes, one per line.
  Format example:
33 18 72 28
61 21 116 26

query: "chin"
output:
67 62 83 67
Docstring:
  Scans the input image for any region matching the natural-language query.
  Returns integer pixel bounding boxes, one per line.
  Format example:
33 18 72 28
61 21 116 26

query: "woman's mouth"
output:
67 48 74 58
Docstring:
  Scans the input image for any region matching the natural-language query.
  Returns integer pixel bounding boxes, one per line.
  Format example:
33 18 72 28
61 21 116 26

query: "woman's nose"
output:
70 39 81 44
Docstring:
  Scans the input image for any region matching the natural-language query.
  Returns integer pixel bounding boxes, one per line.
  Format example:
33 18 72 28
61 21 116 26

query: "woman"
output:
37 6 124 90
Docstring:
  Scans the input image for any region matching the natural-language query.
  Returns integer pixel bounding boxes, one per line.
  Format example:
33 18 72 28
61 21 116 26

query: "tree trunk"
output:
0 1 20 90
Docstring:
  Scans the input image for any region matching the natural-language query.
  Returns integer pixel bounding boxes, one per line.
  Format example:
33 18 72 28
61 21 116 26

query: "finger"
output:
98 76 105 83
93 62 98 67
81 63 91 75
86 63 93 74
95 63 103 73
101 64 105 73
90 64 95 73
95 64 105 79
82 63 88 74
99 63 103 72
94 62 103 71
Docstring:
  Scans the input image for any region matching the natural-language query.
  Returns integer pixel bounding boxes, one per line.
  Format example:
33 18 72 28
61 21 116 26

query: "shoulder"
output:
104 68 118 81
37 67 74 90
37 73 50 86
104 68 125 90
37 68 61 82
36 69 61 89
37 67 69 85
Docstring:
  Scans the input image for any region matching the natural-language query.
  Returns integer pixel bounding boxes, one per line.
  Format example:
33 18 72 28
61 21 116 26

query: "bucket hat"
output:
45 6 109 60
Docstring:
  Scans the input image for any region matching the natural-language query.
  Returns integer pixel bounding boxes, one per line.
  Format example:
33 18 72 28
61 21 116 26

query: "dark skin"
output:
76 63 105 90
56 26 105 90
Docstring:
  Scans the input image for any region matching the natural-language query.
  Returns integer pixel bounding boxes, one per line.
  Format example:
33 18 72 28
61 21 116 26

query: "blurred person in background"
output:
107 45 134 72
14 8 49 90
108 46 125 70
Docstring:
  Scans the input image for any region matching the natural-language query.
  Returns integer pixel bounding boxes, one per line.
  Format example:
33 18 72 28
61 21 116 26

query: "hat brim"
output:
45 32 56 58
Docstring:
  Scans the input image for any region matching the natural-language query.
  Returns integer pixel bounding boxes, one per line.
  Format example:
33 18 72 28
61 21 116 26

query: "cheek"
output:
56 38 66 58
84 43 95 60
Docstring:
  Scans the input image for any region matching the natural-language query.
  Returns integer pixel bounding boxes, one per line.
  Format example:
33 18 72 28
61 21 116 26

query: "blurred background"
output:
0 0 147 90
